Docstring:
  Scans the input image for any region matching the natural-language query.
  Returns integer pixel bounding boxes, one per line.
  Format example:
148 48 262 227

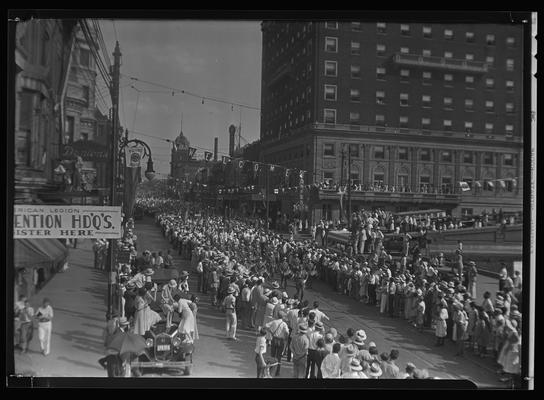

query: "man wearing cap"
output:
290 324 310 378
306 321 325 378
340 344 358 376
310 301 330 325
240 280 252 329
265 311 290 376
222 286 238 340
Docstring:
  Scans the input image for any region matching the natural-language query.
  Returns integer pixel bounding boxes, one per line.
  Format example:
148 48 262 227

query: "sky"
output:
100 20 263 175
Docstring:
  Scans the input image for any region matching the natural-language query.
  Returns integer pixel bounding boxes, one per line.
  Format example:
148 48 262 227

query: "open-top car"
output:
130 321 194 376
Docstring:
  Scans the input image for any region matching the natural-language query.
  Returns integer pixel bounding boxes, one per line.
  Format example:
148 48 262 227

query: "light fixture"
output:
144 157 155 181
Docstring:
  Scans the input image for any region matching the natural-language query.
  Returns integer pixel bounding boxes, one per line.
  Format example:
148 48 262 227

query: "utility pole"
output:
340 146 345 224
265 165 269 232
348 145 352 226
106 41 121 317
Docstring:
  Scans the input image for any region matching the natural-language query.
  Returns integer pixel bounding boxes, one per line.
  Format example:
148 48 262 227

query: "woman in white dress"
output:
133 288 161 335
176 296 196 340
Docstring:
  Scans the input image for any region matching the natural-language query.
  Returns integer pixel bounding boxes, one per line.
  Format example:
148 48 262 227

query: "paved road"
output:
133 217 508 387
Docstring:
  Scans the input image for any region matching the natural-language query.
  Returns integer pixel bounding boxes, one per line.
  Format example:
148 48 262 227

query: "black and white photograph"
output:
6 10 536 389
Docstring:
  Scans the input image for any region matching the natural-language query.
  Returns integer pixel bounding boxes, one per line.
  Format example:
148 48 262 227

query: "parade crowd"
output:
115 197 521 384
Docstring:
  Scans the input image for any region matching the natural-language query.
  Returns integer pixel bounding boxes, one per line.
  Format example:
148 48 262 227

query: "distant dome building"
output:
174 129 190 152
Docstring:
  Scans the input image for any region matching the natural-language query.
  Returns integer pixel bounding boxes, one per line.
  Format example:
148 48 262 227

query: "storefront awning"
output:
14 238 68 269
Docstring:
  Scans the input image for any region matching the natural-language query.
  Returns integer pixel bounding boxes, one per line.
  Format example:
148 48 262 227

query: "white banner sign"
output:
14 205 122 239
125 145 145 168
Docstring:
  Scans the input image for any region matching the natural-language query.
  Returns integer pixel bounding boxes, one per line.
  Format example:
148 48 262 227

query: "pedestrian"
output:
35 298 53 356
290 324 310 378
342 358 367 379
306 321 325 378
382 349 400 378
134 288 161 335
189 295 200 340
474 310 491 357
17 298 34 353
222 286 238 340
453 302 468 356
321 342 342 378
265 311 289 377
467 261 478 299
99 317 129 377
399 362 417 379
255 327 268 378
435 300 448 346
175 295 197 340
161 279 177 329
240 279 252 329
499 264 508 293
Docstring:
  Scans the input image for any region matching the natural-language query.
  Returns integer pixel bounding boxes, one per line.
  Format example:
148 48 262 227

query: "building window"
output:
465 75 475 86
505 180 514 192
377 44 386 56
374 146 385 159
485 122 494 134
376 66 386 80
349 143 359 158
506 124 514 135
82 85 90 105
465 53 474 61
463 151 473 164
443 119 452 131
422 71 432 84
422 117 431 128
466 31 475 43
400 46 409 54
376 114 385 126
486 34 496 45
350 112 360 123
506 102 515 113
80 48 90 67
483 152 494 165
443 97 453 109
485 78 495 89
422 95 431 107
506 80 514 91
400 69 410 82
485 100 495 112
351 22 362 31
350 89 361 102
465 121 473 132
377 22 386 34
419 175 431 191
444 73 453 85
398 147 408 160
506 37 516 47
441 151 453 162
465 98 474 111
325 21 338 29
351 65 361 79
504 153 514 166
486 56 495 66
376 90 386 105
420 149 431 161
423 26 432 38
444 51 453 59
422 49 431 57
325 37 338 53
324 85 337 101
323 109 336 124
374 173 385 186
441 176 453 193
444 29 454 40
400 116 409 127
65 115 75 143
400 93 409 107
401 24 410 36
324 60 337 77
506 59 515 71
351 41 360 55
323 143 335 157
350 172 360 186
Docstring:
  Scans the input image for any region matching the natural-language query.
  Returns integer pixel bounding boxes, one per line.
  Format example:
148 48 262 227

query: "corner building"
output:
259 21 524 223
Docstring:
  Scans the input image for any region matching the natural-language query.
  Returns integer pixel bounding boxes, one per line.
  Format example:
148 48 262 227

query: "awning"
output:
14 238 69 269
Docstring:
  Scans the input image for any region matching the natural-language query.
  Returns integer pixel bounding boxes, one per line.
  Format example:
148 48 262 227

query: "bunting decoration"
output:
222 156 231 164
270 165 275 172
499 180 506 189
239 160 245 169
254 163 260 172
512 178 517 188
188 147 197 160
204 151 213 161
459 181 471 192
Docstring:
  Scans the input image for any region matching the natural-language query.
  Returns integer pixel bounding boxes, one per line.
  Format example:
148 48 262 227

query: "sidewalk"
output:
14 239 108 377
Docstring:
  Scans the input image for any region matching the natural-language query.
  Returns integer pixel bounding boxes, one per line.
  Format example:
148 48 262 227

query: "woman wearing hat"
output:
161 279 178 329
453 302 468 356
367 361 383 379
133 288 161 336
435 301 448 346
342 358 367 379
473 310 492 357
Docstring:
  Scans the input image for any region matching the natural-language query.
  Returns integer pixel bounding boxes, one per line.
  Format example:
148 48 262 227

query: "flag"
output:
285 169 290 178
188 147 197 159
270 165 275 172
204 151 213 161
488 181 495 188
475 181 482 188
254 163 260 172
239 160 245 169
299 170 305 179
222 156 231 164
459 181 470 192
512 178 517 188
499 180 506 189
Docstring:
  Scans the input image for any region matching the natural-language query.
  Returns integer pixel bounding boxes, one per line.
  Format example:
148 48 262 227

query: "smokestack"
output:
228 124 236 157
214 137 218 161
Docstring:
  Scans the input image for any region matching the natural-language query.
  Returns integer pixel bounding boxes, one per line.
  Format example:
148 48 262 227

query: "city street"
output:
133 216 508 387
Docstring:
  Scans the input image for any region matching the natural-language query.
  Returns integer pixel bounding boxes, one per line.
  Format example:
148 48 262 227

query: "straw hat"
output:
349 358 363 372
368 362 383 377
355 329 367 342
168 279 177 288
143 268 155 276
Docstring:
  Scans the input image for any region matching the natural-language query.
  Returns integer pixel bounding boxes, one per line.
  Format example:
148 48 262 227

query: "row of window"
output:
324 21 518 47
322 171 516 193
322 143 515 166
322 109 516 135
323 85 517 112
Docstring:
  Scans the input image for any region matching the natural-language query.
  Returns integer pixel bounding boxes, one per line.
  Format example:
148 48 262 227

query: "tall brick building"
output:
259 21 524 223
